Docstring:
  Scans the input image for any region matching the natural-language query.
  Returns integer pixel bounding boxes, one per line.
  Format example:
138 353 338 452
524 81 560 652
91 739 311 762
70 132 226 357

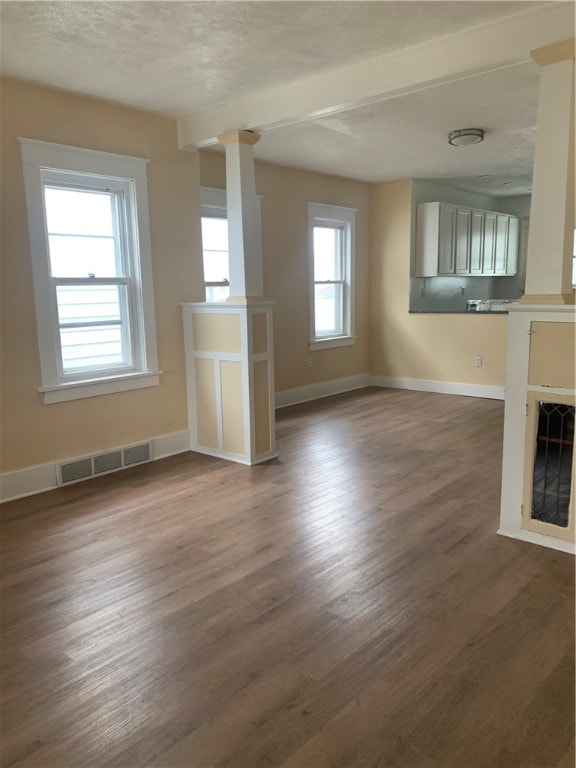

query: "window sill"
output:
309 336 357 351
39 370 162 404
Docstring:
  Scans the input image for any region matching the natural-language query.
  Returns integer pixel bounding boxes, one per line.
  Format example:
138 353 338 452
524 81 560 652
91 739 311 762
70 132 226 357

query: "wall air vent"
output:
93 451 122 475
123 443 150 466
60 458 93 485
57 442 151 486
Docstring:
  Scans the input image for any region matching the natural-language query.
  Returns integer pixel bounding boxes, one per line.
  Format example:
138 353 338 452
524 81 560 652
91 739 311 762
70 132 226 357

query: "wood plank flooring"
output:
1 388 574 768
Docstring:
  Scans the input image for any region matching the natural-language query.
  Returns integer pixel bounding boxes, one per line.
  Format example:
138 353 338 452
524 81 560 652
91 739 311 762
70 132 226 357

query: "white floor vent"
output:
58 442 151 486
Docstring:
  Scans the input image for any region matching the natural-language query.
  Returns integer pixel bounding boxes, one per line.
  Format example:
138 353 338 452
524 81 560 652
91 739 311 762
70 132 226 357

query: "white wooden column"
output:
218 129 263 301
522 40 575 304
181 129 276 466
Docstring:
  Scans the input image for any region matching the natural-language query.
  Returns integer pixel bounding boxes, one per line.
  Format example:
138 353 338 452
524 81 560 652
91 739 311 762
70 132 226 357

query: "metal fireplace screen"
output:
531 401 575 528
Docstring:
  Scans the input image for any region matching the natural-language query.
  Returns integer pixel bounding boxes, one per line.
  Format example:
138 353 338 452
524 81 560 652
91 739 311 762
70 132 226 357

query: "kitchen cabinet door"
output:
483 213 496 274
455 208 471 274
469 210 484 274
415 202 441 277
438 204 456 274
494 214 509 274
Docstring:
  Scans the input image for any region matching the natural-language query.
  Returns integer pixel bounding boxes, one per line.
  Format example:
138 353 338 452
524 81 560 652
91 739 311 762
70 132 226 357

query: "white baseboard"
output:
152 430 190 460
369 375 505 401
497 528 575 555
275 373 371 409
0 463 58 505
0 430 190 504
190 442 279 466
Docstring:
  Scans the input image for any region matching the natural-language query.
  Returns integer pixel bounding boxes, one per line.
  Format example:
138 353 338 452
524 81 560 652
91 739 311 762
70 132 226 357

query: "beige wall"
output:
1 78 509 477
0 78 204 473
200 151 372 391
370 180 508 386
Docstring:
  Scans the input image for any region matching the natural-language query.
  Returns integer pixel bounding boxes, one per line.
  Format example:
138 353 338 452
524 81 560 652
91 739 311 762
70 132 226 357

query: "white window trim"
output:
308 202 357 351
201 186 228 217
200 186 263 215
39 371 161 404
19 138 161 403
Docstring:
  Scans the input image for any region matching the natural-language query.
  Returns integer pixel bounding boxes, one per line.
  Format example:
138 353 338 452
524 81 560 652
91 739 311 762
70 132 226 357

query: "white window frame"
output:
308 202 356 351
19 138 160 404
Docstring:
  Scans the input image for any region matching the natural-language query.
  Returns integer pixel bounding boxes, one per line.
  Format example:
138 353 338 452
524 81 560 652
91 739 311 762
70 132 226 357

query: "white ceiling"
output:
0 1 542 117
254 62 540 194
1 1 573 195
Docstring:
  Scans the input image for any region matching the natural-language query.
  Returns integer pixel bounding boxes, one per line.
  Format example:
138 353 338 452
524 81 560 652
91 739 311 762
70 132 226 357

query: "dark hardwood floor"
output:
1 388 574 768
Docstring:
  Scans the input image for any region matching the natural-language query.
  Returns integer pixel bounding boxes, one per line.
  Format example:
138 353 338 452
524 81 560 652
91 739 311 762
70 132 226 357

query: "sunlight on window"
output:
44 185 131 375
44 186 121 277
44 187 114 237
315 283 343 336
201 217 230 301
313 225 344 337
314 227 342 281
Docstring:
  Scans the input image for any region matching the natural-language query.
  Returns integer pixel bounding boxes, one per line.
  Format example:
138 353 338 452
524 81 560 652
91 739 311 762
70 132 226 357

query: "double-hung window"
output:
19 139 159 403
200 187 263 302
201 187 229 302
308 202 356 350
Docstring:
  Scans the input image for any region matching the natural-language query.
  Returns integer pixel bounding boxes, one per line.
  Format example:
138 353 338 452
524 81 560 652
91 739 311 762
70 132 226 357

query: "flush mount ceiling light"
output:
448 128 485 147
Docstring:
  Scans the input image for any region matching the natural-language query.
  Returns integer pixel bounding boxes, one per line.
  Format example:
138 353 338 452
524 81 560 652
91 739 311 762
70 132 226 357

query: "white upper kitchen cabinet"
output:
414 202 519 278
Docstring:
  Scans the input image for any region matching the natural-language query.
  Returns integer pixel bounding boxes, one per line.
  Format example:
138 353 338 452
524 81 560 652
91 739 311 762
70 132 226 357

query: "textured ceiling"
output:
250 61 540 194
1 1 543 118
0 1 570 193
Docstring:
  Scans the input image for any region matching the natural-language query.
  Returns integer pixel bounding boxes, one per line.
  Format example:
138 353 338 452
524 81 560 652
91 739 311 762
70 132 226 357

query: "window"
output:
19 139 159 403
200 187 263 302
201 187 229 302
308 202 356 350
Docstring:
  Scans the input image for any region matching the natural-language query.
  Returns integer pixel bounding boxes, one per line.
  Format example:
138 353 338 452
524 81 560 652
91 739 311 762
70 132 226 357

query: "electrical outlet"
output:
307 357 313 369
474 356 483 367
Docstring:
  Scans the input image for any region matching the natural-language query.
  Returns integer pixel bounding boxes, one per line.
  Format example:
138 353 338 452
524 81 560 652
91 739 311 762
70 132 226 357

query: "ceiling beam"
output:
177 3 573 151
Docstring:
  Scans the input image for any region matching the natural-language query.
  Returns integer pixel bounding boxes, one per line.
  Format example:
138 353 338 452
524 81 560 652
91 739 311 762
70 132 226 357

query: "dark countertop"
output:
409 310 509 314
